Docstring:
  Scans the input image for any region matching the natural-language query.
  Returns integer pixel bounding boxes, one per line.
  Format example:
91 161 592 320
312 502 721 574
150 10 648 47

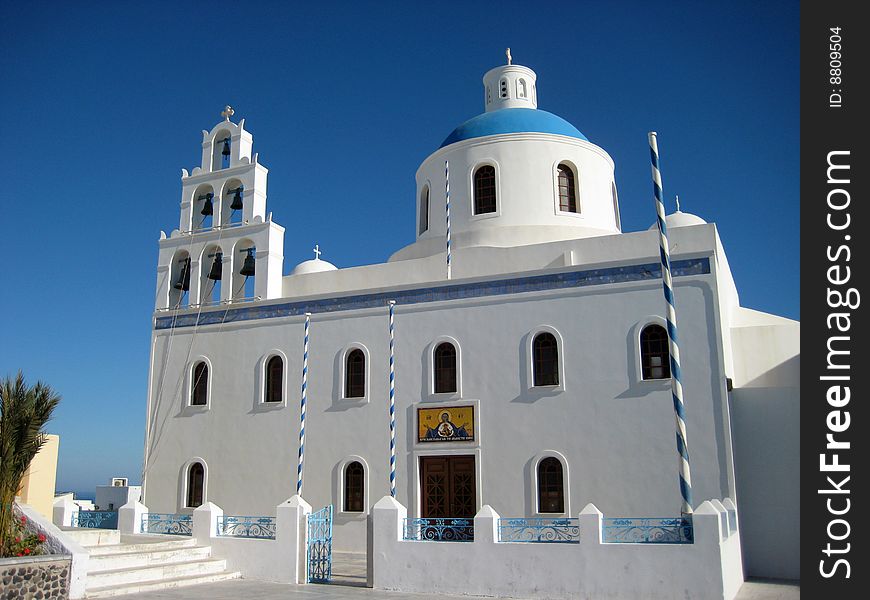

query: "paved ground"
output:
122 577 799 599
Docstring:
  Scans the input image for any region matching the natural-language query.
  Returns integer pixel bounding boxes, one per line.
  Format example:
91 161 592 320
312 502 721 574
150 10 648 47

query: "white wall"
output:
372 497 743 600
729 311 800 580
143 236 734 554
95 485 141 511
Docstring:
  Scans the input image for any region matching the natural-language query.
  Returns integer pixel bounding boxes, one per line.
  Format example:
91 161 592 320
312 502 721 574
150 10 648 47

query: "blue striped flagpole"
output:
388 300 397 497
649 132 693 515
445 160 452 280
297 312 311 495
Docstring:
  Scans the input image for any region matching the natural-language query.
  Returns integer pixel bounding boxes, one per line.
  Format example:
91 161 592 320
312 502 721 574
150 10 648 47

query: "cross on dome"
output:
221 105 235 121
313 244 322 260
676 195 681 211
506 48 512 65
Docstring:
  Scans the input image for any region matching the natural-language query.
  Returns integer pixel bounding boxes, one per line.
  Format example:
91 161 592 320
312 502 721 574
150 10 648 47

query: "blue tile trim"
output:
155 257 710 331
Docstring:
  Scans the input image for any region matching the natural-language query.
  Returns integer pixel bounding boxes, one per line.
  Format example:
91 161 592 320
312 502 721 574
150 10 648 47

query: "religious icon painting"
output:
418 406 474 442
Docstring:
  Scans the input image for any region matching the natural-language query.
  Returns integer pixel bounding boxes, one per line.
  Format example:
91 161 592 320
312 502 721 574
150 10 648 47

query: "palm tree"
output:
0 371 61 557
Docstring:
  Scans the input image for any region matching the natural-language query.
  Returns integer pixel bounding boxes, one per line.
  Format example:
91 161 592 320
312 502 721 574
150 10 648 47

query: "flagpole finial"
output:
506 48 512 65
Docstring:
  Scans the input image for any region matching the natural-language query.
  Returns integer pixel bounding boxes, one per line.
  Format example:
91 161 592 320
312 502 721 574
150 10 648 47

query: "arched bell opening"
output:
169 250 192 308
212 129 232 171
192 184 216 231
232 238 256 301
200 244 224 305
221 178 245 227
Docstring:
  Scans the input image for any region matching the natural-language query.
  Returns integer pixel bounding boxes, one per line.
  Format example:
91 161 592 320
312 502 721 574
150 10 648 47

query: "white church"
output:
141 54 800 595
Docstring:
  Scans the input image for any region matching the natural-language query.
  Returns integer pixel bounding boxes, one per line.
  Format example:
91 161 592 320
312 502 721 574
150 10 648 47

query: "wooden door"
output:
421 456 476 518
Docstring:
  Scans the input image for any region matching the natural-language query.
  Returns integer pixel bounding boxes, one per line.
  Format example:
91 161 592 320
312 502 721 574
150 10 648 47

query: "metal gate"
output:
306 504 333 583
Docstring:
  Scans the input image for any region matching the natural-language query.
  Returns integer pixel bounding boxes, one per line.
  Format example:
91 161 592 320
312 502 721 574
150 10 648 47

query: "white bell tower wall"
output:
155 109 284 311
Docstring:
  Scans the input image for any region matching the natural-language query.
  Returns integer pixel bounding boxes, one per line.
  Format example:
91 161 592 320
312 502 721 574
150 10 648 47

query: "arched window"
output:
641 324 671 380
345 349 366 398
537 457 564 513
265 355 283 403
344 461 364 512
419 186 429 234
433 342 457 394
517 78 527 98
212 130 231 172
191 362 208 406
532 333 560 386
169 251 191 309
187 463 204 508
473 166 497 215
499 77 509 99
557 164 578 213
192 185 215 231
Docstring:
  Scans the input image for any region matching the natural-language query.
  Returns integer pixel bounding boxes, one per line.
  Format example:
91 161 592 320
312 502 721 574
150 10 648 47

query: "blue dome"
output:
440 108 588 148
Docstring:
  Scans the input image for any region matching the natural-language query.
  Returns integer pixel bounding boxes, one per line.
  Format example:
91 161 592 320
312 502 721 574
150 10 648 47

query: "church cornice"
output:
154 257 711 330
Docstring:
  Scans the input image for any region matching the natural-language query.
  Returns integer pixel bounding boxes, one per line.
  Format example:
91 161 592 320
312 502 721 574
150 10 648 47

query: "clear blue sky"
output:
0 1 798 496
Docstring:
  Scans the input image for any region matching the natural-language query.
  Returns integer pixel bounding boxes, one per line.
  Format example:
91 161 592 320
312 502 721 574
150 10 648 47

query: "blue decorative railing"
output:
497 518 580 543
403 518 474 542
141 513 192 536
217 516 276 540
602 517 694 544
71 510 118 529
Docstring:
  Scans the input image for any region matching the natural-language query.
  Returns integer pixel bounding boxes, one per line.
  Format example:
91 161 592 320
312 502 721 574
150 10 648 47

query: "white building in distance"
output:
142 56 799 582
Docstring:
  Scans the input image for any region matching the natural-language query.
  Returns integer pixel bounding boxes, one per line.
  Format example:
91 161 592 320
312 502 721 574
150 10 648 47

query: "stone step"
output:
88 538 198 556
88 545 212 570
86 557 227 589
63 528 121 547
85 570 241 598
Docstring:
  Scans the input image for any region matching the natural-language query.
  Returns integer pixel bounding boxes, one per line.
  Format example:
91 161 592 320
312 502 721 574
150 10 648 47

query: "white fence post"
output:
710 499 729 538
193 501 222 543
474 505 500 544
693 500 723 544
579 503 603 547
372 495 406 589
277 494 312 584
118 500 148 534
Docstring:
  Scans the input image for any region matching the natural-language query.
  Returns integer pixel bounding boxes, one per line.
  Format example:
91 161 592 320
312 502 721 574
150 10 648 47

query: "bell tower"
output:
154 107 285 310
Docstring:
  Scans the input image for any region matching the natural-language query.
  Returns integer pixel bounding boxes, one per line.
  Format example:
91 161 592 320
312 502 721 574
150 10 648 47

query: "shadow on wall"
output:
742 354 800 389
730 357 800 581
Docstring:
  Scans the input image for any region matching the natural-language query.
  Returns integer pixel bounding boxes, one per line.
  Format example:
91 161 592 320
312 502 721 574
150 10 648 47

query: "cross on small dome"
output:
506 48 512 65
313 244 322 260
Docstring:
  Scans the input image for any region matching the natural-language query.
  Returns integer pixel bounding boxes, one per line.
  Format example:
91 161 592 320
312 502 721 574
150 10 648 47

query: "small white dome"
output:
290 258 338 276
648 211 707 230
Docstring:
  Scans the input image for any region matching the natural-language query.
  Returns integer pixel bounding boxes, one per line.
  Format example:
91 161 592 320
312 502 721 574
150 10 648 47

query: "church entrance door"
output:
420 455 476 519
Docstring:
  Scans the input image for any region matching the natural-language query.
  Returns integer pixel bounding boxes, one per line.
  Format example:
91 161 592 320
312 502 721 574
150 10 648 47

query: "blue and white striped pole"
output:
388 300 397 497
297 312 311 496
445 160 452 280
649 131 693 515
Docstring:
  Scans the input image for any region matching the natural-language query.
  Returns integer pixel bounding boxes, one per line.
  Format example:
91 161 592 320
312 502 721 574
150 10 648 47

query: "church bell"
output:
208 253 223 280
173 258 191 291
221 138 231 157
239 248 256 277
230 188 243 211
200 193 214 216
